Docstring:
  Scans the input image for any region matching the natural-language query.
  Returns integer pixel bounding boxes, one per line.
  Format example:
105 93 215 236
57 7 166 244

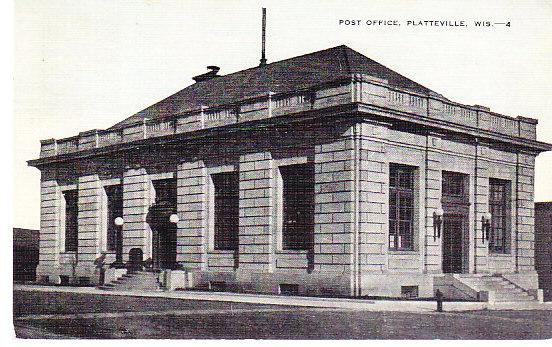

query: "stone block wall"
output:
35 179 62 282
34 116 540 297
122 167 153 262
474 144 490 273
424 135 443 273
75 174 102 279
516 152 537 272
238 152 274 272
176 160 207 269
313 130 355 294
358 122 388 277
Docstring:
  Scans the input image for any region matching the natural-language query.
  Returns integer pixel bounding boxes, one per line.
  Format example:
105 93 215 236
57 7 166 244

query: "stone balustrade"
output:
39 74 538 158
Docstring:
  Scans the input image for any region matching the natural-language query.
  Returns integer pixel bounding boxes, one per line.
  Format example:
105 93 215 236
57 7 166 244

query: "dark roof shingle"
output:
110 45 434 129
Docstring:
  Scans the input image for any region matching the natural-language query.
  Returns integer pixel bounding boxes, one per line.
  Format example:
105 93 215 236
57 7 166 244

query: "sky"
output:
12 0 552 229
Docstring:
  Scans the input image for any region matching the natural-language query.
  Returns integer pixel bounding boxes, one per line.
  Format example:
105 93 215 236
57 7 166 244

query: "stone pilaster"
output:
358 122 389 275
177 160 208 269
74 174 103 278
238 152 274 271
122 167 153 262
424 134 443 273
313 127 355 295
516 152 536 272
474 144 490 273
36 179 62 281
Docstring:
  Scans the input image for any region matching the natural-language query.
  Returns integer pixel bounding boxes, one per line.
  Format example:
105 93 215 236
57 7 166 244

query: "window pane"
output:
389 193 397 221
399 220 412 250
489 178 511 253
212 172 239 250
399 171 413 189
281 163 314 250
388 164 416 251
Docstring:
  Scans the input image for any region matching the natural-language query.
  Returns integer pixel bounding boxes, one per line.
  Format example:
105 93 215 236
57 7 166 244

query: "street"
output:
13 289 552 339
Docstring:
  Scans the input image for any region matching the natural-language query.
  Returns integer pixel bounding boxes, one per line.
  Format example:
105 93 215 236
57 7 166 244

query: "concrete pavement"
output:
13 283 552 312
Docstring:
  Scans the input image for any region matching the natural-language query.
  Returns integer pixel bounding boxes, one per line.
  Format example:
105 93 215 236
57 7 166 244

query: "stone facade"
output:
29 46 551 298
535 202 552 301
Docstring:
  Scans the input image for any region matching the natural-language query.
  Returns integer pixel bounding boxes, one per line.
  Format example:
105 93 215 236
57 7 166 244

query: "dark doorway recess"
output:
147 179 178 270
441 171 469 274
442 214 467 273
105 185 123 266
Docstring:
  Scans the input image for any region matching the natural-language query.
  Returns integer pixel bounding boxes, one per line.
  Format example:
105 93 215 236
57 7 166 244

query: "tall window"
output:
212 172 239 250
489 178 511 253
389 164 415 251
105 185 123 252
63 190 78 252
281 163 315 250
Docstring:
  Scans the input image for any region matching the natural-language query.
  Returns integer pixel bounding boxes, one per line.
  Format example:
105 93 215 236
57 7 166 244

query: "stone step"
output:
479 278 505 283
99 271 162 292
454 274 538 302
470 284 518 291
493 295 536 302
493 288 525 294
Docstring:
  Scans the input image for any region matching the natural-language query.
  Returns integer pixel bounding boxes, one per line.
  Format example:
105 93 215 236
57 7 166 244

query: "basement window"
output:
401 285 419 299
209 281 227 292
78 277 90 286
279 283 299 296
59 275 70 285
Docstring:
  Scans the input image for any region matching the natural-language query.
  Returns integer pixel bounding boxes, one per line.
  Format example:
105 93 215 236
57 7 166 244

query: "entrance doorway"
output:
441 171 469 274
147 201 177 270
442 214 467 273
147 178 177 270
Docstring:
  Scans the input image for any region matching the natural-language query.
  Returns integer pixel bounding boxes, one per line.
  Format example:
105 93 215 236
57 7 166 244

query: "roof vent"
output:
193 66 221 83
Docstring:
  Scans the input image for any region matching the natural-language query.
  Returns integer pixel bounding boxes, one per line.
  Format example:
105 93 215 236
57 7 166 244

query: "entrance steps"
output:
436 274 538 303
98 270 162 292
455 274 536 302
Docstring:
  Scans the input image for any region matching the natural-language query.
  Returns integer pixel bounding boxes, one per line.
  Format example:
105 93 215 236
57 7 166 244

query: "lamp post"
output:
433 207 444 241
482 212 492 243
113 217 124 266
169 214 179 224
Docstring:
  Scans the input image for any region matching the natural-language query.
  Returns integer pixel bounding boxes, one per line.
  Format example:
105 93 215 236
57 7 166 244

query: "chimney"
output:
192 66 221 83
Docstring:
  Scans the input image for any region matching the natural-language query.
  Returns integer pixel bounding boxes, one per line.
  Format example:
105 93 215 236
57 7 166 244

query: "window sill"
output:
388 250 419 255
276 249 310 255
208 249 236 255
489 252 511 257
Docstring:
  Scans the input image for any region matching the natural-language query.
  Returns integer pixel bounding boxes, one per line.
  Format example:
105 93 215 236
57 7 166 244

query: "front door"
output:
152 220 177 270
146 201 177 270
442 214 466 273
148 178 177 270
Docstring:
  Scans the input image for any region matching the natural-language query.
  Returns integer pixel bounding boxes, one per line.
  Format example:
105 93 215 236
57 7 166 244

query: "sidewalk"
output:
13 284 552 312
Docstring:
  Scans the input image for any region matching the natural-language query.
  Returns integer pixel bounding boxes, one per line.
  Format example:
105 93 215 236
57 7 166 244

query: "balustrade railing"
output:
39 76 538 158
56 138 79 154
